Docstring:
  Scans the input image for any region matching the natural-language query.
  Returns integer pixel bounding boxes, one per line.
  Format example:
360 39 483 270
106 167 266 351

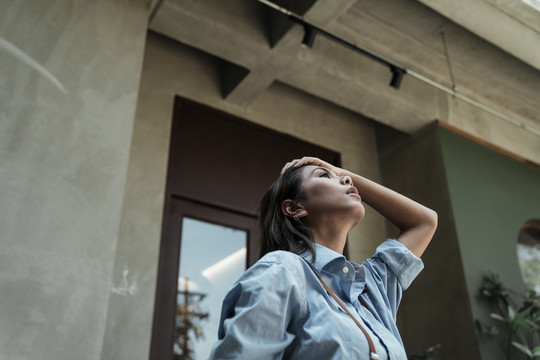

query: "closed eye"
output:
318 171 330 178
312 167 335 178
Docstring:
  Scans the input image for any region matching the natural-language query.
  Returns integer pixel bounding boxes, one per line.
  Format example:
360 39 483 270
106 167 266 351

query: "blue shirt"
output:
210 239 424 359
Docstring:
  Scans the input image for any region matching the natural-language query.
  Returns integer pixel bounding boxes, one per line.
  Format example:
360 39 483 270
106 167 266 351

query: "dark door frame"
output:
149 96 340 359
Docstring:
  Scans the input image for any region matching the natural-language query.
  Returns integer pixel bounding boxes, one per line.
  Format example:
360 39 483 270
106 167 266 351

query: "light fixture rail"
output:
257 0 540 137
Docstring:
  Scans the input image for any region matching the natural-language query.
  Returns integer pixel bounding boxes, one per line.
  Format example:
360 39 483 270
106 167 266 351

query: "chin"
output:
355 205 366 221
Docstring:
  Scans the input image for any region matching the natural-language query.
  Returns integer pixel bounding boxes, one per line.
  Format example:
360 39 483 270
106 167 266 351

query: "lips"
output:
346 186 360 197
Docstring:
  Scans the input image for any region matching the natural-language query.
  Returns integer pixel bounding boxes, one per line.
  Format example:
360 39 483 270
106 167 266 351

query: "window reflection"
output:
175 217 247 359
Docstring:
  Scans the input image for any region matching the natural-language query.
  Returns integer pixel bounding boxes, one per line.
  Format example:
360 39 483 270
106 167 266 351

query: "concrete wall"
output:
377 124 481 359
102 31 387 359
439 127 540 360
0 1 148 359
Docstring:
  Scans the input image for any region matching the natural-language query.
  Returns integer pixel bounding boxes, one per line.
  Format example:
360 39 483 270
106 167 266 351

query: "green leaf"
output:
533 346 540 357
512 316 529 329
512 341 533 357
486 325 499 336
508 305 516 320
490 313 506 322
526 318 539 330
475 320 499 336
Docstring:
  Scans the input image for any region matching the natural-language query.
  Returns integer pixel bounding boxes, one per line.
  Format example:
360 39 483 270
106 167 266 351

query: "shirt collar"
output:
301 243 355 280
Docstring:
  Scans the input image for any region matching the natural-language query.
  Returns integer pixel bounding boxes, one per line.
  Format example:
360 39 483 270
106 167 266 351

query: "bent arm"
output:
284 157 437 257
345 172 437 257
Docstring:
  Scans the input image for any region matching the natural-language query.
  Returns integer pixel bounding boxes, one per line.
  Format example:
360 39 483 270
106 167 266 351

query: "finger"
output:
281 156 324 175
280 161 296 175
280 164 290 175
290 159 303 168
297 156 342 176
296 156 319 168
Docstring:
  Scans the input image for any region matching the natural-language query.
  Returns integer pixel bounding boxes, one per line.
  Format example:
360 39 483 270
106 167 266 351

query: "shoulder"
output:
258 250 306 265
248 250 308 279
215 252 310 345
223 251 309 306
231 250 311 288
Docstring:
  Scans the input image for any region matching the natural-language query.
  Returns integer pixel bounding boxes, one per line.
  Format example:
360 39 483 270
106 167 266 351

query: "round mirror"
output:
517 219 540 292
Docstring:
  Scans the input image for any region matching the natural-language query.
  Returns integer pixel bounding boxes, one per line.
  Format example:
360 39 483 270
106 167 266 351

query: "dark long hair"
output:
258 165 315 260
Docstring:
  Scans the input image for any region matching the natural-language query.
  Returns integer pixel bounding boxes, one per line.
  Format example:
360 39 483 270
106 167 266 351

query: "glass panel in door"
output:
174 217 247 360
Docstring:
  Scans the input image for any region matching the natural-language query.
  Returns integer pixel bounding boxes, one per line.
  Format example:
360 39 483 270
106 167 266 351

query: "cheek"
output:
301 185 331 210
304 181 336 197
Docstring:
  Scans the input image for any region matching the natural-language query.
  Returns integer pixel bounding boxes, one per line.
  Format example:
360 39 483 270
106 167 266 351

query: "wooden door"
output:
150 96 340 359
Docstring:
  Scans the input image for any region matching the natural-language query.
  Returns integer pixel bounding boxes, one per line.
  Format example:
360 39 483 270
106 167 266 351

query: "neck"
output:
307 218 355 254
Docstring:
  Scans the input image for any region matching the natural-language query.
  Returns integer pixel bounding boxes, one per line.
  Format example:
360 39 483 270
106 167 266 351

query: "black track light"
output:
389 66 405 89
301 25 317 48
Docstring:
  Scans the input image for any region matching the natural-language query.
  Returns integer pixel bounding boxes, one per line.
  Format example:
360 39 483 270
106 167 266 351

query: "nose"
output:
341 175 352 186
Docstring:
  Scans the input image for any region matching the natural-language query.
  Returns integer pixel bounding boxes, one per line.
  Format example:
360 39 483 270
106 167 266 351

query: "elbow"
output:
415 207 438 236
421 208 438 239
426 208 438 231
416 208 438 255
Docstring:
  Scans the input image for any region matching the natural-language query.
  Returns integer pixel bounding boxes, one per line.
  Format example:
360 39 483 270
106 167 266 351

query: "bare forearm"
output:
346 171 437 257
346 171 433 229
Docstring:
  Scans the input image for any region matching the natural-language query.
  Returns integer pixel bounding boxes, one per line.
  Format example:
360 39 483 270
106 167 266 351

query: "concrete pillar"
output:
377 124 481 359
0 1 148 359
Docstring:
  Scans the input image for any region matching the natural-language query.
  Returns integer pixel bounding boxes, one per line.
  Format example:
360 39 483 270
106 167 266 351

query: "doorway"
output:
150 96 340 359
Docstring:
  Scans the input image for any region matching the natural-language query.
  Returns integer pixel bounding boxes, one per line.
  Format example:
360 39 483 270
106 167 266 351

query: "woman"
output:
210 157 437 359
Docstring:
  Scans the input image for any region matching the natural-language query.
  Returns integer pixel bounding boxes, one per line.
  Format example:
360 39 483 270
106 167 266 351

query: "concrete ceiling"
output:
418 0 540 71
148 0 540 135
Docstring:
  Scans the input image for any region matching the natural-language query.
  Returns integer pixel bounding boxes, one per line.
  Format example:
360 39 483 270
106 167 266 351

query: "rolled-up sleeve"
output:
363 239 424 319
374 239 424 290
210 258 306 360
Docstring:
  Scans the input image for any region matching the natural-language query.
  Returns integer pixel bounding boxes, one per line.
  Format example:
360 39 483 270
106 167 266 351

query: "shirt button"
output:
343 267 349 274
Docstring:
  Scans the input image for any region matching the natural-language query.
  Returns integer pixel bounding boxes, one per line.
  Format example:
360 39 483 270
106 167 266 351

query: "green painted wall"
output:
438 127 540 359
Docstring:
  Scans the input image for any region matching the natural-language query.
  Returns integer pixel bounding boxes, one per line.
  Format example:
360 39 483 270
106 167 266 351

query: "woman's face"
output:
298 165 365 223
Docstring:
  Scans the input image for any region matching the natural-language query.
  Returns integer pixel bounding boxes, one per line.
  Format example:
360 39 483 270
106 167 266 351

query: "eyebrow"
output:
311 167 333 175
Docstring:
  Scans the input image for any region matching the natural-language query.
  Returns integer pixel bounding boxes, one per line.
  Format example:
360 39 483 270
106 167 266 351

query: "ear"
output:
282 199 307 218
